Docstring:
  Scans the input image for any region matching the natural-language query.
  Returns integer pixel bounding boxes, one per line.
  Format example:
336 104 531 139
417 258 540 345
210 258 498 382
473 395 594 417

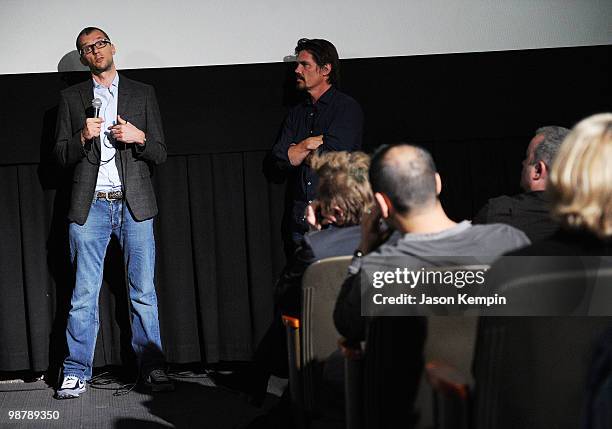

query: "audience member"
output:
473 114 612 429
494 114 611 259
335 143 530 341
216 151 376 415
484 113 612 299
277 150 379 317
473 126 570 242
332 143 529 428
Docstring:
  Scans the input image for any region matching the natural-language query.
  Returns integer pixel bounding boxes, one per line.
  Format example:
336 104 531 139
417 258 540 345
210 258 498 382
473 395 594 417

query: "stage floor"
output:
0 370 285 428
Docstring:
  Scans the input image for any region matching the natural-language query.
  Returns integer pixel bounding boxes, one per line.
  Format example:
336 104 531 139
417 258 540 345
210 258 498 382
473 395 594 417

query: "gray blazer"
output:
54 74 166 225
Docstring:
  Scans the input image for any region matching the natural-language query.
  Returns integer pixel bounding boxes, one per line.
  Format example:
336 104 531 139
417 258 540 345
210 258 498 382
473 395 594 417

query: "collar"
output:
400 220 473 242
524 190 552 202
316 85 335 105
92 71 119 90
305 85 336 107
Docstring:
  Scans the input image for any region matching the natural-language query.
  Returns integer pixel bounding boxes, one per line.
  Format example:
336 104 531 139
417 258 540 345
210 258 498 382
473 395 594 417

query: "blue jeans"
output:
63 198 165 380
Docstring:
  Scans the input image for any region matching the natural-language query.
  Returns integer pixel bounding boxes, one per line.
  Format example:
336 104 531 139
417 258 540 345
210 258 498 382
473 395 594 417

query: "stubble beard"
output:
90 58 113 75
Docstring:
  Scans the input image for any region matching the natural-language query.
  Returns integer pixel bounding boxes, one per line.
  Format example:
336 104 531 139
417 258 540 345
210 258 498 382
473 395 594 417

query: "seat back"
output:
475 264 612 428
425 264 612 429
416 265 488 429
425 316 478 378
421 316 478 429
586 267 612 316
301 255 352 411
489 259 612 316
473 316 611 429
353 265 485 429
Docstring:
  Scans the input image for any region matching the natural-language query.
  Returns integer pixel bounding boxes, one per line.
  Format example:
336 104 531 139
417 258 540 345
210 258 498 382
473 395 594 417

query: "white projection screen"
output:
0 0 610 75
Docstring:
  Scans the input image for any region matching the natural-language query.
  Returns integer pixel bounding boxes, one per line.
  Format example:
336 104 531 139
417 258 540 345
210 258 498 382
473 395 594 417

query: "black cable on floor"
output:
87 371 138 396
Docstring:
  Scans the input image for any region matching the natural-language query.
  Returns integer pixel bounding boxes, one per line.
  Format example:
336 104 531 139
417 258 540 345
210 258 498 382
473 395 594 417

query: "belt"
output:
96 190 123 200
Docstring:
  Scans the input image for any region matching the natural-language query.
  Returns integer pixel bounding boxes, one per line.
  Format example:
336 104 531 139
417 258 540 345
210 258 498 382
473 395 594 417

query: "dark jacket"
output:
275 225 362 316
473 191 559 243
54 75 166 224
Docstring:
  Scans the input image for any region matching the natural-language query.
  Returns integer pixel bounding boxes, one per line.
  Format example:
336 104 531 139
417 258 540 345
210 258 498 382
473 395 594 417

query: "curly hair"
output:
310 151 373 226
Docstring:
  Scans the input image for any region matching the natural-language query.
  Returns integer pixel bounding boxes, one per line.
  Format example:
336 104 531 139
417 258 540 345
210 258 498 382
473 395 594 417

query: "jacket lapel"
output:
118 75 132 117
78 80 94 114
77 80 101 153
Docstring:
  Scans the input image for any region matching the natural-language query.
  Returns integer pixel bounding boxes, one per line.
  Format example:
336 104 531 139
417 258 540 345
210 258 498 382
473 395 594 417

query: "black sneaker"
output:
143 369 175 392
55 375 86 399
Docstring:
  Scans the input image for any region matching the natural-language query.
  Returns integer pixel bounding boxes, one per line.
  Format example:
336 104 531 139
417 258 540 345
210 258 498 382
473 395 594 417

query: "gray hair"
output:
533 126 571 167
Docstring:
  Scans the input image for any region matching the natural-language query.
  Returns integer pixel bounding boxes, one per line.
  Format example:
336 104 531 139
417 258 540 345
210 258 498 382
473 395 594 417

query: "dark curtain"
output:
0 45 610 372
152 153 287 364
0 153 287 372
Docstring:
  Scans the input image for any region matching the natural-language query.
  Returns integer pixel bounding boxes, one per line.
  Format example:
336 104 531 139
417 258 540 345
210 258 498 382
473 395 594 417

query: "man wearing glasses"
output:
271 38 364 258
53 27 172 399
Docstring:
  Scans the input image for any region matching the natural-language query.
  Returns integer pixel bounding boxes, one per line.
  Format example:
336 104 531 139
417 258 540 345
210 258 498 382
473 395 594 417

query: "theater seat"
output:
422 315 478 429
342 265 485 429
282 255 352 425
427 317 611 429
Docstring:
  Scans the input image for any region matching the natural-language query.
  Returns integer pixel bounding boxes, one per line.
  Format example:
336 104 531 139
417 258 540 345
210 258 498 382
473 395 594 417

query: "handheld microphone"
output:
92 98 102 118
88 98 103 152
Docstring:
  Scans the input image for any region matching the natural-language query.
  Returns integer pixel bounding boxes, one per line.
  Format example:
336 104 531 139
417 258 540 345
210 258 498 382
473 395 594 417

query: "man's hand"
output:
109 114 146 145
358 204 392 255
302 135 324 150
305 203 321 231
305 201 336 231
288 135 323 166
81 118 104 144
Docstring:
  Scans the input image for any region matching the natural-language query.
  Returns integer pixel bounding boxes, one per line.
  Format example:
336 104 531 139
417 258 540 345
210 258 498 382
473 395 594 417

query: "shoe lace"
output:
62 376 81 387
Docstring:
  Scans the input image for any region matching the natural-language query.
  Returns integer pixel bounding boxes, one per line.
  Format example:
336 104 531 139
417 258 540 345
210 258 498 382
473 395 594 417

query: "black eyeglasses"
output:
79 39 111 55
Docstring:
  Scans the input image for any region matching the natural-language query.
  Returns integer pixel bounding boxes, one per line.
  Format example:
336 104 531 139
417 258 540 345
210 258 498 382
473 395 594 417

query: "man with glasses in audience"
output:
270 38 364 258
53 27 172 399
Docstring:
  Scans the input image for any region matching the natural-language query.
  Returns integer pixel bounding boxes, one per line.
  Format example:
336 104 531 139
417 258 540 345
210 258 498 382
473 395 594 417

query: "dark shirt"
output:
271 87 363 235
473 191 560 243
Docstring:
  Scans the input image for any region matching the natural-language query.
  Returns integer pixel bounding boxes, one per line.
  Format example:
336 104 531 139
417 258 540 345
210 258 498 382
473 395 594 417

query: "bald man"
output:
331 144 529 427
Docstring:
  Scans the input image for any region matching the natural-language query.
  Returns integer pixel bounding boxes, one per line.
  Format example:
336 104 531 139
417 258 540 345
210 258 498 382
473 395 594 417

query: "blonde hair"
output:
310 151 373 226
549 113 612 238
